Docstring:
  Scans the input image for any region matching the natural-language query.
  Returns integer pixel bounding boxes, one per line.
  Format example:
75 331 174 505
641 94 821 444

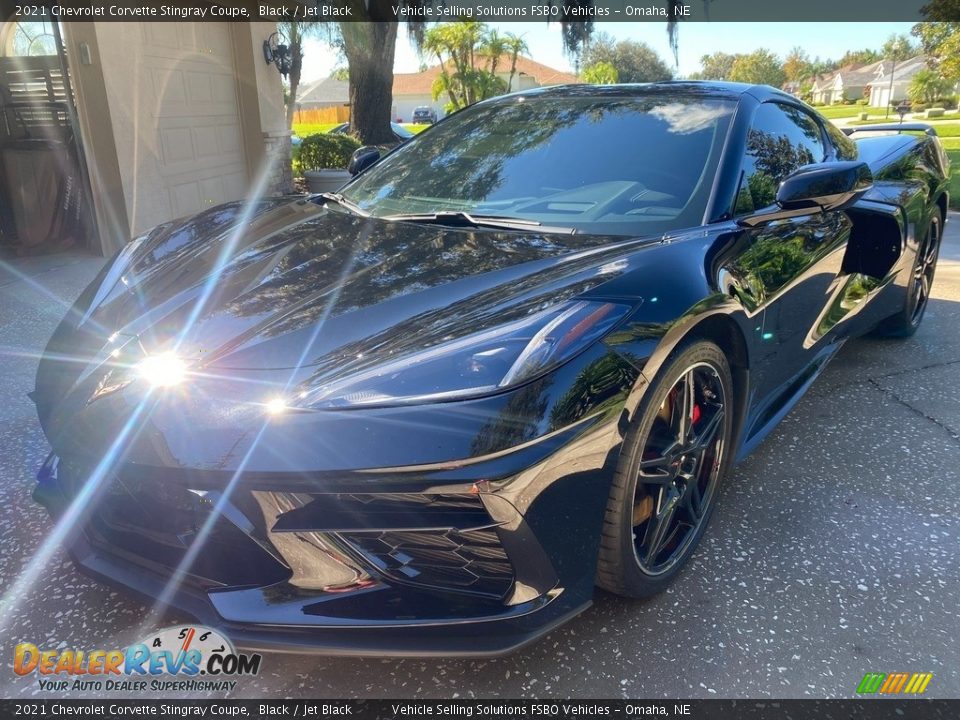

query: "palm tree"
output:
482 29 508 75
278 21 322 129
503 33 529 92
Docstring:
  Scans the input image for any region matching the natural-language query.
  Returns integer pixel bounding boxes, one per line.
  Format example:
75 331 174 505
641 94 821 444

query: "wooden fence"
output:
293 106 350 125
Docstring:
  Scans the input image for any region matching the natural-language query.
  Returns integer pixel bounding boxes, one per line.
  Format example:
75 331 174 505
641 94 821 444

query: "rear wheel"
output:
597 340 734 598
875 215 942 338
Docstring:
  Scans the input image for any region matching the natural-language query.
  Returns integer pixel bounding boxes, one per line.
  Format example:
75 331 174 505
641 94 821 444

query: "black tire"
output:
597 340 735 598
874 214 942 338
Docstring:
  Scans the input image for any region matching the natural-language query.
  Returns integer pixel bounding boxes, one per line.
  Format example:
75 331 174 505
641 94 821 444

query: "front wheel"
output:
597 340 734 598
875 214 942 338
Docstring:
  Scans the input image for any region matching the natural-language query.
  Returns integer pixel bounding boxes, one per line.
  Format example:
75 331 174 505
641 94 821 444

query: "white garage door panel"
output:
157 117 243 174
130 22 248 227
167 169 247 219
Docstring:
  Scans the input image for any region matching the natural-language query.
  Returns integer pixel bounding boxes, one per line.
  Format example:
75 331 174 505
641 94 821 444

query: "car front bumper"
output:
33 408 623 656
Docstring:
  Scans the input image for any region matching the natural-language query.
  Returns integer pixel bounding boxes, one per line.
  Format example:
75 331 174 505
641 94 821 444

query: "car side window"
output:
734 102 826 215
825 121 858 161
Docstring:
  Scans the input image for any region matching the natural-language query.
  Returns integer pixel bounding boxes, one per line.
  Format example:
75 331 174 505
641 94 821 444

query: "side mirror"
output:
776 161 872 212
348 146 381 176
740 161 873 227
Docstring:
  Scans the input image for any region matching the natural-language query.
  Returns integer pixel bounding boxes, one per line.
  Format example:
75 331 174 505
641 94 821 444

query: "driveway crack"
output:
868 377 960 445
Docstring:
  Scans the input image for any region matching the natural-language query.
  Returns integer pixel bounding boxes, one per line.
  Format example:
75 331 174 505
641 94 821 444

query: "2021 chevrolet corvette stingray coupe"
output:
33 82 949 656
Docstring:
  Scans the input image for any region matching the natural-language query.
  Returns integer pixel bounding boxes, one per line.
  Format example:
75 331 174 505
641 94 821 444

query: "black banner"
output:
1 700 959 720
7 0 959 23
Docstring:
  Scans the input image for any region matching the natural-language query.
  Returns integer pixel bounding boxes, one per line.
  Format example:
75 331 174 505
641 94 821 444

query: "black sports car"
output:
33 82 949 656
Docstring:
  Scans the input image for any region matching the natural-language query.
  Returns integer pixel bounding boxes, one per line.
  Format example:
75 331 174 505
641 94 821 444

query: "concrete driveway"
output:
2 215 959 700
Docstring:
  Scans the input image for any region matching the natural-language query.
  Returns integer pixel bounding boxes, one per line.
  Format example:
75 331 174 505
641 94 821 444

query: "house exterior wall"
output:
62 21 287 255
869 82 910 108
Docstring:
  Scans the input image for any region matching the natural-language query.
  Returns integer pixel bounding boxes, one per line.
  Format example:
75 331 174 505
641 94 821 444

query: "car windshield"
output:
341 94 736 236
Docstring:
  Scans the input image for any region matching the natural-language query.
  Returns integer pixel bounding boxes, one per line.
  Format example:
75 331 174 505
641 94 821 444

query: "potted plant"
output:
300 133 362 193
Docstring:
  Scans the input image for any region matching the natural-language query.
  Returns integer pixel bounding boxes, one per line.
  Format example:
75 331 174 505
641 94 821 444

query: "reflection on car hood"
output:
86 198 661 381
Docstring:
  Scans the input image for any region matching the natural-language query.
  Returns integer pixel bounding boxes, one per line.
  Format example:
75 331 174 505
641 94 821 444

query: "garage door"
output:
131 23 248 231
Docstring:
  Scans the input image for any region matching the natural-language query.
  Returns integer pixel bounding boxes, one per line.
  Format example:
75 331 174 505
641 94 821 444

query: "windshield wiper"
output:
317 192 370 218
382 210 575 235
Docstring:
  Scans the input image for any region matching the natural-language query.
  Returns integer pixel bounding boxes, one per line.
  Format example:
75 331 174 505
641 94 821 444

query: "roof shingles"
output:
392 55 579 95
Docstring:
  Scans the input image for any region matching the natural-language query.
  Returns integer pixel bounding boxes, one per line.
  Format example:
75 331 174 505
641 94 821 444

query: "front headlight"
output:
136 352 188 387
301 300 631 409
88 348 191 403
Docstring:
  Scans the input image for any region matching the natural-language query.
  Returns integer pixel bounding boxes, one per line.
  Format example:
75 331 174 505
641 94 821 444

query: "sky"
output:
299 21 917 85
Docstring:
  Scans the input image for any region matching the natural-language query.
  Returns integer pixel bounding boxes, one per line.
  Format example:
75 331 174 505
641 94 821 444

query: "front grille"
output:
58 460 289 589
342 527 515 599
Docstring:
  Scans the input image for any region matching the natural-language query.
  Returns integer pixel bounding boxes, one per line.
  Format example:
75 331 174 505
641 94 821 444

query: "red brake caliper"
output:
691 403 702 425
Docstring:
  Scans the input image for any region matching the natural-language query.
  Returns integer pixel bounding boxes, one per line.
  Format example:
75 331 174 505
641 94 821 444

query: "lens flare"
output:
265 397 287 414
136 353 187 387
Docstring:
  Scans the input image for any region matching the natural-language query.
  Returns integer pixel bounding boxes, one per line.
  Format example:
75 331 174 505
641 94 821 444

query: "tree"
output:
422 21 526 113
909 67 952 103
503 33 529 91
729 49 786 88
836 48 880 67
882 33 918 61
912 21 960 80
783 47 813 83
334 3 682 145
278 21 323 128
581 61 619 84
691 52 737 80
581 31 673 83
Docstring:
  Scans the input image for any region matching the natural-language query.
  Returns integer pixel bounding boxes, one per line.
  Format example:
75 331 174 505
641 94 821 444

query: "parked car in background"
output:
329 122 413 144
412 106 438 124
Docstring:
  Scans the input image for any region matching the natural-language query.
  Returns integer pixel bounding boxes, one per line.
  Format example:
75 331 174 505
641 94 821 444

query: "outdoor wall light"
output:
263 32 292 77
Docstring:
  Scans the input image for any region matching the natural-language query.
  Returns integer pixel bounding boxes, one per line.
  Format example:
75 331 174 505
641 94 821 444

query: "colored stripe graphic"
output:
857 672 932 694
857 673 886 693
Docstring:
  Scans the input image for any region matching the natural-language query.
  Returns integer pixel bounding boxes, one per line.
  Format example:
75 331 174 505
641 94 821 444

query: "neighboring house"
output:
781 80 803 98
296 76 349 111
810 60 885 105
0 17 288 257
391 55 579 122
866 56 929 108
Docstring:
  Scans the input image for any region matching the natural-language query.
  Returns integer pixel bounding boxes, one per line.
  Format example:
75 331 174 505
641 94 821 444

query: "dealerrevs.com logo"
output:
14 625 262 693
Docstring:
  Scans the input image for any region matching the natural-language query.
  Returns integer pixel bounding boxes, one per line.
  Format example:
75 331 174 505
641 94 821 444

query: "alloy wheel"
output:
911 218 941 325
631 362 729 576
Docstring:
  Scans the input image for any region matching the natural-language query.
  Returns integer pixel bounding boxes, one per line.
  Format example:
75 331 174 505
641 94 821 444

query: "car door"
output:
726 101 853 409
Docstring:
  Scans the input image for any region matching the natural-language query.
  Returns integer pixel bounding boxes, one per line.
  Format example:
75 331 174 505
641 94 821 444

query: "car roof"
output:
500 81 796 104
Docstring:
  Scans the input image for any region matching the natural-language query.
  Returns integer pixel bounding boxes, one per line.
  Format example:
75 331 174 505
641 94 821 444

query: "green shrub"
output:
931 96 957 110
299 133 362 171
291 141 302 177
856 98 869 106
912 102 928 112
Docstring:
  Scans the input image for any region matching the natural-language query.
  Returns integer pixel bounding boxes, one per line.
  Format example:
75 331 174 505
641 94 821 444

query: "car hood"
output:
82 197 663 386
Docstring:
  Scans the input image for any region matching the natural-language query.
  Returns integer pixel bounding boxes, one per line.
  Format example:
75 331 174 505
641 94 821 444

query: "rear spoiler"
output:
842 123 938 137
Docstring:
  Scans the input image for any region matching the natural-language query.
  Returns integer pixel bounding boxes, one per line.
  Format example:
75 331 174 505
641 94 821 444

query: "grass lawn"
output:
815 105 888 120
947 149 959 210
929 125 960 139
293 122 430 138
292 122 340 137
848 117 960 127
